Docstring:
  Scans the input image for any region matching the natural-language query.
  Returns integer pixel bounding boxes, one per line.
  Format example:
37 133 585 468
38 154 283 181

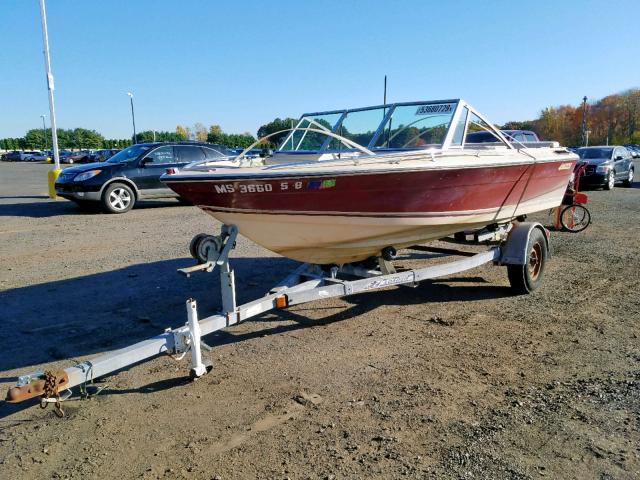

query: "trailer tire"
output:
507 228 547 294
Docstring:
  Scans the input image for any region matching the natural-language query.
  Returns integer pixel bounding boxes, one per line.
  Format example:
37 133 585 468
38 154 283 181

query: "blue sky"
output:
1 0 638 139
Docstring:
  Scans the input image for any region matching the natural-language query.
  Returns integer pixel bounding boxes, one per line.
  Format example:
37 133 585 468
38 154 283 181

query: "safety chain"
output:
74 360 106 400
40 371 64 418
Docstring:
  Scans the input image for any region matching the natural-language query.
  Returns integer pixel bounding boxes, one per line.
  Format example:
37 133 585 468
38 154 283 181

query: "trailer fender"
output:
498 222 551 265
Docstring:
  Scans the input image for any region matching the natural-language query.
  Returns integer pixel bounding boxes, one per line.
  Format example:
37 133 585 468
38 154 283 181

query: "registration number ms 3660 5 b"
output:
214 182 306 194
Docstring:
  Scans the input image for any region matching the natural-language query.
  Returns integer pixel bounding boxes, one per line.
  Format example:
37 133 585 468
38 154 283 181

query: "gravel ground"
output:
0 162 639 479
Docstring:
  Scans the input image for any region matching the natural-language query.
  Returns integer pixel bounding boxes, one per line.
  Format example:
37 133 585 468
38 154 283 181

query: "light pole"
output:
40 114 48 151
581 96 588 147
127 92 136 144
38 0 61 200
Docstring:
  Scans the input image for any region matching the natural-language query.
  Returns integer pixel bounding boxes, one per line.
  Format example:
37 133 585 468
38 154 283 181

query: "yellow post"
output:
48 168 61 199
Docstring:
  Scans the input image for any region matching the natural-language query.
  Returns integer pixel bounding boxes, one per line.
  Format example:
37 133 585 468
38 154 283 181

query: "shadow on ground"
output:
0 255 513 417
0 195 49 200
0 256 513 373
0 198 184 218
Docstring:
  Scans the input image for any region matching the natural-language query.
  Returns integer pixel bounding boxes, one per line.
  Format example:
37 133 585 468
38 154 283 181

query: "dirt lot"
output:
0 162 639 479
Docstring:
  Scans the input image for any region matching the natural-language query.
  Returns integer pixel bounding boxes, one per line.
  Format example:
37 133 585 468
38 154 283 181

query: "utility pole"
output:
39 0 61 199
581 96 588 147
127 92 136 144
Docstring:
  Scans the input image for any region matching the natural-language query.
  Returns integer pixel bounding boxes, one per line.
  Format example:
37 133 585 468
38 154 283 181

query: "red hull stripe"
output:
167 161 573 215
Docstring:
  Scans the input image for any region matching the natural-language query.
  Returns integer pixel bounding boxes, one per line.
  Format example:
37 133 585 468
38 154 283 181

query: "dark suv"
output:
576 146 635 190
55 142 236 213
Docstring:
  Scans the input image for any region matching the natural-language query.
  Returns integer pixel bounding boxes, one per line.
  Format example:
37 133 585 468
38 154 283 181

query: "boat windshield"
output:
277 101 460 153
373 103 456 149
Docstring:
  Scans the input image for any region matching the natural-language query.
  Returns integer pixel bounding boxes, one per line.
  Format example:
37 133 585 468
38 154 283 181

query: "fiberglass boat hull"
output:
165 158 574 264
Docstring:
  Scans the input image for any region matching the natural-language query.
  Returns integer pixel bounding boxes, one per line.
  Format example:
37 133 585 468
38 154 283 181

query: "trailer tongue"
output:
6 221 549 416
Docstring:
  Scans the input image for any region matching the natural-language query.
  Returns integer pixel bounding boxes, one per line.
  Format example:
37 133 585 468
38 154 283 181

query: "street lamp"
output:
40 114 48 151
127 92 136 144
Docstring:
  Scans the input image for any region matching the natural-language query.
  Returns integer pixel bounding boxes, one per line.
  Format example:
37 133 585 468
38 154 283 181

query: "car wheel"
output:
68 159 74 164
604 171 615 190
623 167 634 187
102 182 135 214
507 228 548 294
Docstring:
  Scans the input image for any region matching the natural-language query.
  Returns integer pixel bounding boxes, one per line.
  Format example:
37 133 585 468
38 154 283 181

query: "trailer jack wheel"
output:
190 234 223 264
189 233 209 260
507 228 547 294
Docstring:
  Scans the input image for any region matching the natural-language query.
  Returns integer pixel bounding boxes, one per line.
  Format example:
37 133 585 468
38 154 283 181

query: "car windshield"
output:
106 144 151 163
578 148 613 159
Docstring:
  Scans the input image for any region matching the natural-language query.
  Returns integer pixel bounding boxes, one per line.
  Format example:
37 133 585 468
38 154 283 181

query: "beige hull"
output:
203 187 564 264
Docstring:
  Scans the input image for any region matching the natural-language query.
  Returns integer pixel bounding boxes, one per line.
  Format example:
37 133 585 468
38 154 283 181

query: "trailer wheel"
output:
507 228 547 294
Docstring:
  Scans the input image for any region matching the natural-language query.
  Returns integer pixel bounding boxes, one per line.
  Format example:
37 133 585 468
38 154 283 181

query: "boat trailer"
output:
6 221 549 415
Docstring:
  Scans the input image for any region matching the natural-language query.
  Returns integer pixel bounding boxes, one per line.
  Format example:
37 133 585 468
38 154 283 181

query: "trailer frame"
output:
6 221 549 412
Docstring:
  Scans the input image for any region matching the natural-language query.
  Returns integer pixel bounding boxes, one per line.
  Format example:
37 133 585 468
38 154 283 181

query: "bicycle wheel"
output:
560 204 591 232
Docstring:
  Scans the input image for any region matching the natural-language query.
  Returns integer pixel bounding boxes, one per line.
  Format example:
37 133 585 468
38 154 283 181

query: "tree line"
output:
502 88 640 146
0 119 298 151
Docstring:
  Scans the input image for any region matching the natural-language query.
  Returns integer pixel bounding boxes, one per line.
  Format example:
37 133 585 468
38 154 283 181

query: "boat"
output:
162 99 578 264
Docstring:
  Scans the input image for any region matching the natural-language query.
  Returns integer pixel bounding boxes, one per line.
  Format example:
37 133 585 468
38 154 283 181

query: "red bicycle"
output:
556 162 591 233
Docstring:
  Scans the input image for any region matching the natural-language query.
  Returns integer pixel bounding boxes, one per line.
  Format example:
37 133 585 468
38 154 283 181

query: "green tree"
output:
24 129 48 149
71 128 104 149
224 133 256 148
206 125 255 148
0 138 24 150
207 125 224 144
135 131 155 143
135 130 185 143
257 117 298 148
